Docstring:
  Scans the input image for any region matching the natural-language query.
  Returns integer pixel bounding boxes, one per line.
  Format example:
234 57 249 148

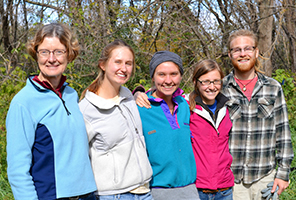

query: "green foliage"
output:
272 69 296 200
0 67 26 200
272 69 296 131
280 170 296 200
0 173 13 199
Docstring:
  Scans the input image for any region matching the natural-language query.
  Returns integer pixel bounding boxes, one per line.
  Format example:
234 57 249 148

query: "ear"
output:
255 47 259 58
228 51 232 59
99 62 106 71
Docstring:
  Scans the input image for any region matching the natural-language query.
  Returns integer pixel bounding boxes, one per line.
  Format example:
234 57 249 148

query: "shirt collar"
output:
32 75 67 98
147 88 184 102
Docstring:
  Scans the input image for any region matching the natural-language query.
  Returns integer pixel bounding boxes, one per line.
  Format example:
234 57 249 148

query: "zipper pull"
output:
61 99 71 115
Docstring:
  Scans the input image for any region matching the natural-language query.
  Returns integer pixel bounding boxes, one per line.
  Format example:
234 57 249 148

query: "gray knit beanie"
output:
149 51 183 78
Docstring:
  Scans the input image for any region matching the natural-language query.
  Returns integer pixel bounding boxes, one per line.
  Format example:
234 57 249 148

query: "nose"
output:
120 64 127 72
208 82 215 89
48 52 57 62
164 75 173 83
240 49 247 56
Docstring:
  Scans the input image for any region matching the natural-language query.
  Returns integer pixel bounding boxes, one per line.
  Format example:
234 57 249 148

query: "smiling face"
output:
196 69 221 105
37 37 68 87
228 36 259 76
152 61 182 100
100 47 134 89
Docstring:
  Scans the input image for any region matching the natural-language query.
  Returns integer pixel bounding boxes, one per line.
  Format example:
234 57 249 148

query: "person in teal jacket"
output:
137 51 199 200
6 23 97 200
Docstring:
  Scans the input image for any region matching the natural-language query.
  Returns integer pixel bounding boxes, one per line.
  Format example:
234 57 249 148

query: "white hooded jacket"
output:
79 86 152 195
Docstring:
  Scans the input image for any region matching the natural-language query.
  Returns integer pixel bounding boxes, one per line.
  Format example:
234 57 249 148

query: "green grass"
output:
0 173 13 200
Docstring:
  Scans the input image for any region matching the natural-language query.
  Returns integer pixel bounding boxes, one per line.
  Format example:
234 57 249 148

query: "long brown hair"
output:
80 39 135 99
189 59 224 111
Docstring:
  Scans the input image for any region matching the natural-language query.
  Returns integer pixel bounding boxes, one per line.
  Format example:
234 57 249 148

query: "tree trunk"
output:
257 0 274 76
99 0 108 45
283 0 296 73
22 0 29 42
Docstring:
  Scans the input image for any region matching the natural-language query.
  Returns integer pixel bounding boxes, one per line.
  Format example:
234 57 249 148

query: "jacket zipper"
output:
122 104 145 147
119 104 145 183
29 77 71 115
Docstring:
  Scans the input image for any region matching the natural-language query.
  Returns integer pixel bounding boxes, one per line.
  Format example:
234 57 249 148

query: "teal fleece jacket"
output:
137 88 196 188
6 77 97 200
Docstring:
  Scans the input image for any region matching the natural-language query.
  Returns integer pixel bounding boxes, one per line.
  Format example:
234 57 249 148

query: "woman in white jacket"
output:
79 40 153 200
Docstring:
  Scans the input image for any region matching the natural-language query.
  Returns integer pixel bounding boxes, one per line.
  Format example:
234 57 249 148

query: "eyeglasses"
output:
197 79 222 86
230 46 256 55
37 49 67 57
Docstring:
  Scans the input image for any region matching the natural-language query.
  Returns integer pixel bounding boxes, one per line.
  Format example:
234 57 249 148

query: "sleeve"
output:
78 101 95 143
6 102 38 200
132 85 146 95
84 118 96 143
274 86 294 181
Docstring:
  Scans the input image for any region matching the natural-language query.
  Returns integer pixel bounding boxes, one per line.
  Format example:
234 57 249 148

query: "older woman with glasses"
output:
6 23 97 200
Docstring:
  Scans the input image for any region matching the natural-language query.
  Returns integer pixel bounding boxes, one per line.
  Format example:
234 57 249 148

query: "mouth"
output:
46 65 59 68
206 90 217 94
162 84 177 91
163 85 174 89
205 88 219 96
238 58 250 63
117 73 127 78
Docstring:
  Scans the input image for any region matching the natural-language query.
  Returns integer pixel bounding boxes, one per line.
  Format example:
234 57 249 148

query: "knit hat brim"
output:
149 51 183 78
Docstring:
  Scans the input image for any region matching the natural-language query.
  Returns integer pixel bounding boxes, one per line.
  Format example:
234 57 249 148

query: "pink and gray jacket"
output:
184 93 234 190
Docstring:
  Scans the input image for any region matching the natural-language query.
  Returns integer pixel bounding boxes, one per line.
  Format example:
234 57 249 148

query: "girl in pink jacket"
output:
185 59 234 200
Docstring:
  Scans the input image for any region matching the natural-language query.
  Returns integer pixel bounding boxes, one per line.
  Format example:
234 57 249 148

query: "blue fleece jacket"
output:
6 77 97 200
137 88 196 188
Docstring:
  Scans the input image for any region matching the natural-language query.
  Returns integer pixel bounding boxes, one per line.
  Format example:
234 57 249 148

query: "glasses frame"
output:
197 79 222 86
230 46 256 55
37 49 67 57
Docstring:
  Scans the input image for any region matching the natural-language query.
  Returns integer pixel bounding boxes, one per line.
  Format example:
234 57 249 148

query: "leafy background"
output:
1 0 296 199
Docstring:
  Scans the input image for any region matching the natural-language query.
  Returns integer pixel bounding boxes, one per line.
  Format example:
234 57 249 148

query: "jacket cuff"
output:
275 167 291 181
132 85 146 95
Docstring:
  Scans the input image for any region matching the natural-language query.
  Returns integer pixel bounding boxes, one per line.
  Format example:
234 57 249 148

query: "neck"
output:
153 90 174 112
234 68 256 80
38 74 60 89
97 80 120 99
203 99 215 105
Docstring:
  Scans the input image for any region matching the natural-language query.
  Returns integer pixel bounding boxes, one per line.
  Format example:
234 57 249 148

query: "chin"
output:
158 90 174 97
233 58 256 72
162 92 175 96
117 78 128 84
238 65 253 72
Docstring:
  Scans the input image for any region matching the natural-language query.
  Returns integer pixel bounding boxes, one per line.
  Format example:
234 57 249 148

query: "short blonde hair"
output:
227 29 258 50
227 29 263 72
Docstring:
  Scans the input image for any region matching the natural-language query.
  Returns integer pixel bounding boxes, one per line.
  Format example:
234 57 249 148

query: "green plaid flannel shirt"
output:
222 71 294 184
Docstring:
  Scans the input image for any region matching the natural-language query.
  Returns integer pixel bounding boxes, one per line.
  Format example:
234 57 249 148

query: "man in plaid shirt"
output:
223 29 294 199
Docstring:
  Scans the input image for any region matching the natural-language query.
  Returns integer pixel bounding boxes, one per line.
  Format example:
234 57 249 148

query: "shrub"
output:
0 67 26 199
272 69 296 199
